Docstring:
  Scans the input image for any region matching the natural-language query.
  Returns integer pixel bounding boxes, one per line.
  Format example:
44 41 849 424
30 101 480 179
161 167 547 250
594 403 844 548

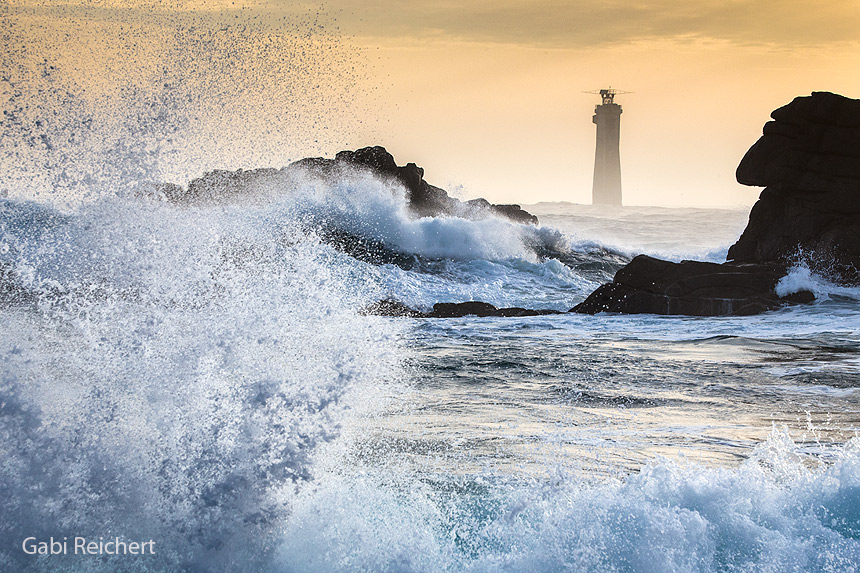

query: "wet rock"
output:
428 301 563 318
571 255 814 316
429 301 500 317
730 91 860 283
361 299 424 318
362 299 564 318
170 146 539 225
161 167 283 203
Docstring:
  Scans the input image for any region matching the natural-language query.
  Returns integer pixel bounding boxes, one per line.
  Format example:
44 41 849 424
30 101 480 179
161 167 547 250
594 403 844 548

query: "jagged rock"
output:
572 255 814 316
574 91 858 316
729 91 860 282
489 204 539 225
167 146 538 225
159 167 283 203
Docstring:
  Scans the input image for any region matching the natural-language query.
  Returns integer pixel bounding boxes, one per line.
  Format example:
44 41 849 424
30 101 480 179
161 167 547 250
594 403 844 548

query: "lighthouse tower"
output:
591 88 623 205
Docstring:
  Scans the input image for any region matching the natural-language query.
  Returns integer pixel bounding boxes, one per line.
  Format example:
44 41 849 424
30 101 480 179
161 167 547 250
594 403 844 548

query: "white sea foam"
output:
276 428 860 572
280 169 566 263
777 260 860 302
0 194 405 571
3 192 860 572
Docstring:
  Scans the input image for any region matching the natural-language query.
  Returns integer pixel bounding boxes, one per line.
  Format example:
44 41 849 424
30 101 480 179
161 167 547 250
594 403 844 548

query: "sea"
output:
2 175 860 572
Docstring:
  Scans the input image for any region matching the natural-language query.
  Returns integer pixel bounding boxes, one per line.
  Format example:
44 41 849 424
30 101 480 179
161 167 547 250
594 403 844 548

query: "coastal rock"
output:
0 260 36 306
164 146 538 225
572 255 814 316
729 91 860 282
363 299 564 318
574 91 857 316
361 299 425 318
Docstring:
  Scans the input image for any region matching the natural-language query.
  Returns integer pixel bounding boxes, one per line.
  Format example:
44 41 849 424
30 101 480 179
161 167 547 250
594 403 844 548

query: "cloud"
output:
265 0 860 48
10 1 859 48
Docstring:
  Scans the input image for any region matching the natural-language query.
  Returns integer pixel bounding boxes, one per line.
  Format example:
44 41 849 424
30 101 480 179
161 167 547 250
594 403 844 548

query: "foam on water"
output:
3 191 860 571
0 193 406 571
280 169 566 263
777 260 860 303
527 202 751 263
276 429 860 572
5 5 858 572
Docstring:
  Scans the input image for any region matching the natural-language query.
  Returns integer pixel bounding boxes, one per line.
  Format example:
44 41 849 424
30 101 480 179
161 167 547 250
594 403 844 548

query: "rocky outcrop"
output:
574 91 860 316
161 146 538 226
363 299 564 318
729 92 860 282
571 255 814 316
429 302 563 318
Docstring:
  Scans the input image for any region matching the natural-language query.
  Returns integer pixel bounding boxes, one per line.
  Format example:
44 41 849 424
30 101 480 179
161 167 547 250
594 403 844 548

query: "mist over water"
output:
3 4 860 573
0 1 377 203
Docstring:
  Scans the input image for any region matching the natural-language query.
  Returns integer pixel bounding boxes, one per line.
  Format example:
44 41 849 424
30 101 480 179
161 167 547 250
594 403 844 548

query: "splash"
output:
277 428 860 572
777 260 860 302
0 1 377 203
0 194 405 571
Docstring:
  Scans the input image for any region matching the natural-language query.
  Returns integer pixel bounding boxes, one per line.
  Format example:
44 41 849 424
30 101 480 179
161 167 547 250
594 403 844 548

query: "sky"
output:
3 0 860 207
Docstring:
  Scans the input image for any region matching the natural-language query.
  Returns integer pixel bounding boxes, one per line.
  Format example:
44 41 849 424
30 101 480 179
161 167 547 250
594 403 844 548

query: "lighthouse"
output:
591 88 623 205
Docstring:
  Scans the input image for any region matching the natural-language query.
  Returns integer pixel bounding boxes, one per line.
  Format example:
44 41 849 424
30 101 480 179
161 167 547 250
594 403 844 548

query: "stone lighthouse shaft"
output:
592 89 623 205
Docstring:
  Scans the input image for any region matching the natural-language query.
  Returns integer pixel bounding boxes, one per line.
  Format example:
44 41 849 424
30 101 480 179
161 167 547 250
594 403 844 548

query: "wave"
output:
0 193 406 571
278 428 860 572
777 260 860 303
2 164 858 572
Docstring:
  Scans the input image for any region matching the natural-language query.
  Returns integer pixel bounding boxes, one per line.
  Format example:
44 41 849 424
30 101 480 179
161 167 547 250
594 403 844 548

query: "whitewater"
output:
2 169 860 572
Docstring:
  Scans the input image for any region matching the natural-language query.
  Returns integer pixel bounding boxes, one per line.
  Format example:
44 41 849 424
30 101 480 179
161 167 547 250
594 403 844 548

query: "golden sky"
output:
3 0 860 206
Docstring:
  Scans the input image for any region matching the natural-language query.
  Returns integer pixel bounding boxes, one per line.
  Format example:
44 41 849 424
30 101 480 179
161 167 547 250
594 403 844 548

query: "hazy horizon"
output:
2 1 859 208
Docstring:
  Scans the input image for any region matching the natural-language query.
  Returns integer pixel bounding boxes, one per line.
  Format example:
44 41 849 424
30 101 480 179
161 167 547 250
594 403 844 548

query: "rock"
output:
161 167 283 203
361 299 424 318
430 301 500 317
362 299 564 318
169 146 538 226
572 255 814 316
574 91 858 316
730 91 860 283
428 301 563 318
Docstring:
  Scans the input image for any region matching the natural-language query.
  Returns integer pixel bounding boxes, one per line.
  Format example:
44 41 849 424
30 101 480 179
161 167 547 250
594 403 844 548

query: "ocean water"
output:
2 172 860 572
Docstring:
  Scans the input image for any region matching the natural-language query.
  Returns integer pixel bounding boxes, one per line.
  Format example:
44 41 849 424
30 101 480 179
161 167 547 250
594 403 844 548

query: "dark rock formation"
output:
157 168 283 203
363 299 564 318
729 92 860 282
0 260 37 307
574 91 858 316
161 146 538 225
362 299 425 318
572 255 814 316
429 301 563 318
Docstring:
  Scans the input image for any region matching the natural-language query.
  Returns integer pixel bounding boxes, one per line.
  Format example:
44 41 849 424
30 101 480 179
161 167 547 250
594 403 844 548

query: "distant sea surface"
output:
3 192 860 572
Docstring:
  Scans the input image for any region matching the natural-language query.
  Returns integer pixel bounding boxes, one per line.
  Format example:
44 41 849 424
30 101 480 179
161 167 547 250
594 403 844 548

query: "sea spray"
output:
0 193 407 571
276 429 860 573
777 259 860 303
